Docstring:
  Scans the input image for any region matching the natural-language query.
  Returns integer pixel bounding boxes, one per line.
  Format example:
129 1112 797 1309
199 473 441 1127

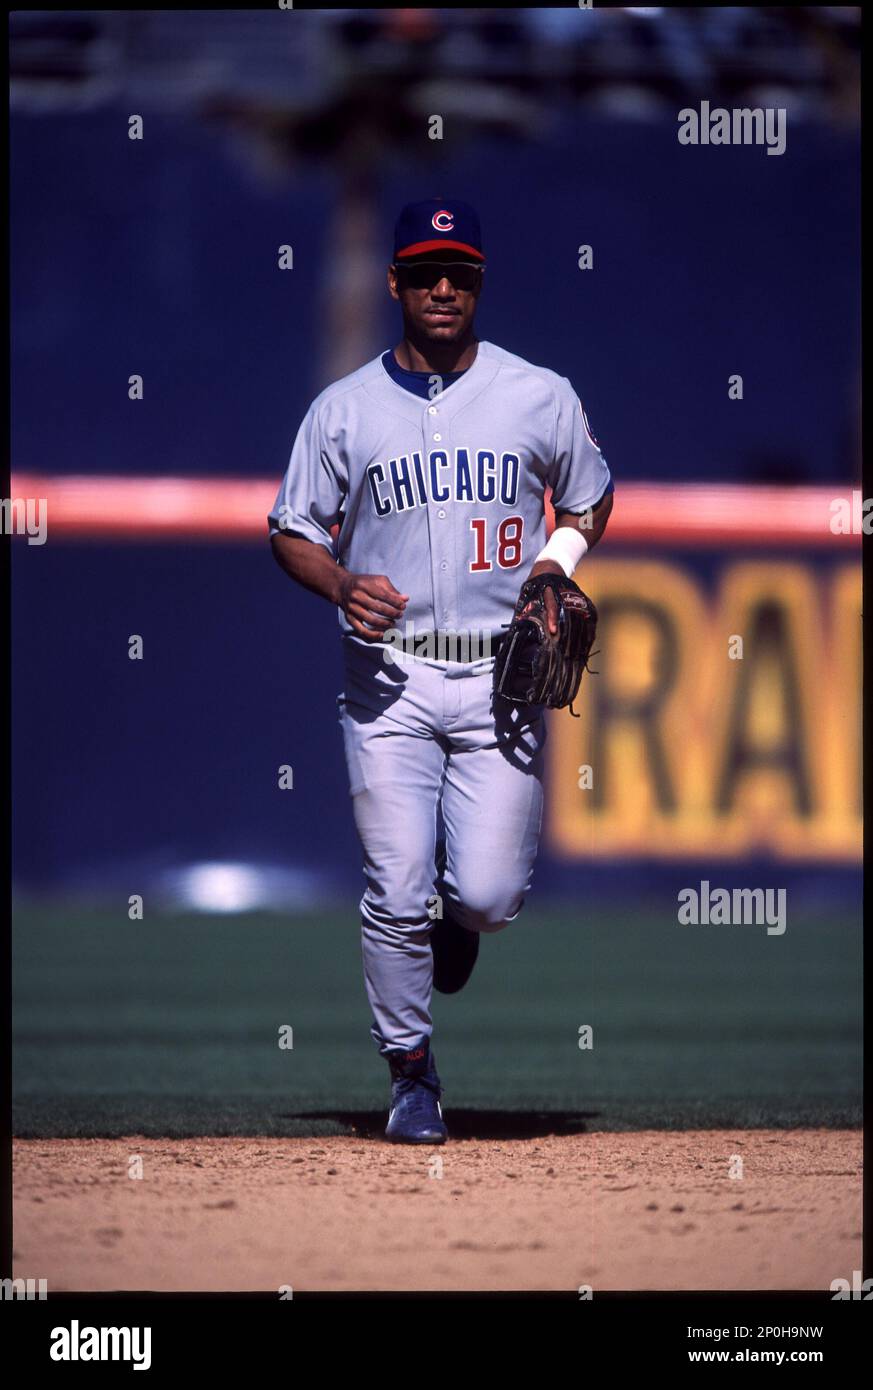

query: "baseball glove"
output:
493 573 597 715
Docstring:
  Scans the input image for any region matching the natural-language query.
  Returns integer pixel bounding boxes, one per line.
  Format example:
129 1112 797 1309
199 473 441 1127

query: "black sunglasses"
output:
394 261 484 292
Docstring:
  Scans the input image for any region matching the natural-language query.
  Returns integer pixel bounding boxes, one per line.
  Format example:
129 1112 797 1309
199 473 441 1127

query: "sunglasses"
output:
394 261 484 292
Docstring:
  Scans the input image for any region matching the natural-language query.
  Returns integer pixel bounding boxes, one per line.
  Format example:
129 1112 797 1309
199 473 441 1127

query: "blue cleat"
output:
384 1038 448 1144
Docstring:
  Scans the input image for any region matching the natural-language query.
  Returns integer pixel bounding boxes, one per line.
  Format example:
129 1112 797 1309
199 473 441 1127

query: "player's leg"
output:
340 709 445 1046
439 670 547 938
338 676 450 1143
336 640 447 1051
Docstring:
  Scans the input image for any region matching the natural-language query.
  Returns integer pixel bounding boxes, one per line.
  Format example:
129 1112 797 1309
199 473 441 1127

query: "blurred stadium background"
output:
9 8 861 1130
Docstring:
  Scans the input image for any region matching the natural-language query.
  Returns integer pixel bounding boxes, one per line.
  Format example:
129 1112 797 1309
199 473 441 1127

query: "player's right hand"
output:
337 572 409 642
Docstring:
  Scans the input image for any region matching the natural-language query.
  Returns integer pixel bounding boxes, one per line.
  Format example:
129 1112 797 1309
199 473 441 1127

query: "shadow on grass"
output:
284 1110 599 1139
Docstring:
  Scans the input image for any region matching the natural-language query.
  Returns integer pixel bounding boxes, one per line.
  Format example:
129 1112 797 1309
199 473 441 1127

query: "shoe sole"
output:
385 1132 448 1144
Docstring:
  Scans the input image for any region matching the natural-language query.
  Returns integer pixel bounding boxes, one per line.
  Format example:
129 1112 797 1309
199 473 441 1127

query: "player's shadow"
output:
492 696 548 774
283 1109 599 1139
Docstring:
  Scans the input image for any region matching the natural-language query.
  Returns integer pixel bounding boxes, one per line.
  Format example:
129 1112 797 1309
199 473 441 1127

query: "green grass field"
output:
12 904 861 1136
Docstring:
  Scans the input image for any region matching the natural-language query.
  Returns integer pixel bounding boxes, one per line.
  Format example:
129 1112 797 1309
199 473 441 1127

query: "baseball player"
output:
269 198 613 1143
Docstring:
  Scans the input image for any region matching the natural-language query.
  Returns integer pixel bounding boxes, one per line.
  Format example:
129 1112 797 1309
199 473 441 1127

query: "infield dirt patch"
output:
13 1129 861 1293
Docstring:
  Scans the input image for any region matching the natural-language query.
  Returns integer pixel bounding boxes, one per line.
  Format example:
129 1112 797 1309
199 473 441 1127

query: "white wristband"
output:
534 526 589 578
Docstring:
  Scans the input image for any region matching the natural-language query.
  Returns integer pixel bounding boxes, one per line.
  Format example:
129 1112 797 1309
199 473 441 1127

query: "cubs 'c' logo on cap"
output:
432 209 454 232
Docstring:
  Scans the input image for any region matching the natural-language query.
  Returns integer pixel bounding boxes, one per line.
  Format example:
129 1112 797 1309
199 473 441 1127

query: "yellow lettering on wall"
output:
548 560 710 857
547 558 861 861
706 564 824 855
820 565 862 853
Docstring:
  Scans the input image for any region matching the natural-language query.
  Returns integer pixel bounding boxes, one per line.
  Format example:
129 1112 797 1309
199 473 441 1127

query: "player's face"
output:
388 256 483 343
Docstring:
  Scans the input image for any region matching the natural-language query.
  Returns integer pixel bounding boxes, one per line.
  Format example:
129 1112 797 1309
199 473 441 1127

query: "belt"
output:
387 628 507 663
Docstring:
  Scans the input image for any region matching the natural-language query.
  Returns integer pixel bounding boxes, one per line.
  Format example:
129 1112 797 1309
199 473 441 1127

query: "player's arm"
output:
529 490 614 582
528 377 615 633
526 490 613 635
270 531 408 641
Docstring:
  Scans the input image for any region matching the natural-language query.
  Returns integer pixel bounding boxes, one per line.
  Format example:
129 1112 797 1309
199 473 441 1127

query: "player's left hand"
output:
493 570 598 713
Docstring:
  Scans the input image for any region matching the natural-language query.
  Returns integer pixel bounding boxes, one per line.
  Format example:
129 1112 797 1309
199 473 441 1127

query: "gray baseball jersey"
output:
268 340 611 637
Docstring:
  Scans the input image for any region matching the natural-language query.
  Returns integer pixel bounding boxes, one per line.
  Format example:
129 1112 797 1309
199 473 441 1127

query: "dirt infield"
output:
13 1129 860 1293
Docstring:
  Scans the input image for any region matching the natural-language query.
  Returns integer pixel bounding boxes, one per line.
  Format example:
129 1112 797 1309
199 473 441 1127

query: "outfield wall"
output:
10 478 861 900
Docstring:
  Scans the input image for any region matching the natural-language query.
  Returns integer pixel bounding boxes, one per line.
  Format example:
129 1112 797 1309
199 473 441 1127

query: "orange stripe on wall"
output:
8 475 863 547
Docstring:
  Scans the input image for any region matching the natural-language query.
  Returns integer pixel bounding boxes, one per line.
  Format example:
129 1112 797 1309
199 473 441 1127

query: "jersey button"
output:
438 508 446 519
428 406 438 415
433 433 442 441
440 560 448 571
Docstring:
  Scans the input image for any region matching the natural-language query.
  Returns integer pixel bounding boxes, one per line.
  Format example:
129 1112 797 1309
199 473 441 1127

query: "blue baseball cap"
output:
393 198 484 262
